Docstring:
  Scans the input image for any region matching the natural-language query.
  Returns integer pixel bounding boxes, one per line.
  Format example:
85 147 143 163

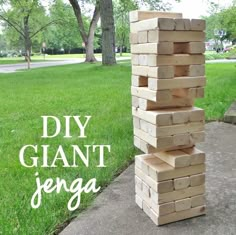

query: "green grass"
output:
0 62 235 235
195 63 236 120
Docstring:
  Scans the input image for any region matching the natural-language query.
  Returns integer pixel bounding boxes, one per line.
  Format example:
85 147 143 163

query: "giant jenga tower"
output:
130 11 206 225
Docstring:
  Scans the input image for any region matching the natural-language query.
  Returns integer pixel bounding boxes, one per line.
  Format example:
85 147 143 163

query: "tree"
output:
138 0 181 11
204 2 236 48
100 0 116 65
114 0 138 56
46 0 85 54
69 0 100 62
0 0 57 62
220 5 236 42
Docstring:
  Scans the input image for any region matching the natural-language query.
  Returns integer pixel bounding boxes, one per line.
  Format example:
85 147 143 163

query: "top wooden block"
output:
129 10 183 23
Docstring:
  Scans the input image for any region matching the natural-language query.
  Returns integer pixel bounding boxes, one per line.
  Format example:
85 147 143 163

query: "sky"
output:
170 0 233 18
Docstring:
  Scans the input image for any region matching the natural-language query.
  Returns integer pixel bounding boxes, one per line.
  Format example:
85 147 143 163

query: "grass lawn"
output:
0 62 235 235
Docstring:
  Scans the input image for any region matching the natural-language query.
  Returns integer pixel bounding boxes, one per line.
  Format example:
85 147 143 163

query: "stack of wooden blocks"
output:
130 10 206 225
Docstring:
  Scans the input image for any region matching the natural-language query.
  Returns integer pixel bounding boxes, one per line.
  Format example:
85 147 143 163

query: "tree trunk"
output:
69 0 100 63
119 46 122 56
85 36 96 62
100 0 116 65
23 16 31 62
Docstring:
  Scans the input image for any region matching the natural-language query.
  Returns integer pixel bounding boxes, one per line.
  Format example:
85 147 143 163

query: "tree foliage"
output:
204 2 236 43
46 0 85 53
114 0 138 55
0 0 58 60
138 0 181 11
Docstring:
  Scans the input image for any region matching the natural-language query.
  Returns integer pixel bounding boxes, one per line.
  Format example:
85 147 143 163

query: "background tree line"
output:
0 0 235 65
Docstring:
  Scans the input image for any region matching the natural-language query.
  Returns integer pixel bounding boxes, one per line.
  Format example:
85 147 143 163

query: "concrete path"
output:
0 57 131 73
224 101 236 124
0 59 83 73
206 59 236 64
61 122 236 235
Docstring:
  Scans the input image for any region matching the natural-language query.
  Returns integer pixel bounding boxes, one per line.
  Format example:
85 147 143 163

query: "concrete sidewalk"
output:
61 122 236 235
0 57 131 73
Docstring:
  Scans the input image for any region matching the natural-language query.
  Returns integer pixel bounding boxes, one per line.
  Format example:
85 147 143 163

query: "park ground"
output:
0 50 235 65
0 61 235 234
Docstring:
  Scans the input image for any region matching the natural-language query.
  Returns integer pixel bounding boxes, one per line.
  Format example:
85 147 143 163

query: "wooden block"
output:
155 185 205 204
175 65 189 77
191 195 205 208
134 127 173 149
138 98 194 110
175 198 191 211
142 181 150 197
137 135 193 154
174 42 189 54
133 116 140 129
174 176 190 190
148 76 206 91
182 147 205 165
135 194 143 209
190 19 206 31
189 65 205 77
155 205 206 225
172 88 199 99
156 18 175 30
148 30 205 43
155 162 205 182
135 154 155 169
173 133 190 146
142 120 204 138
157 180 174 193
190 173 205 187
139 137 158 153
135 186 152 208
191 131 205 143
138 31 148 43
174 18 191 30
131 96 139 108
174 42 205 54
148 55 205 67
132 75 148 87
135 175 143 190
135 167 159 192
130 33 138 44
131 54 139 65
151 200 175 216
131 87 172 102
138 55 148 66
129 10 182 23
131 42 173 54
138 153 205 182
132 65 149 77
132 106 172 126
154 150 191 168
138 97 193 110
188 42 205 54
196 87 204 98
142 200 151 217
189 108 205 122
130 18 175 33
172 109 189 124
148 66 174 78
134 135 141 149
